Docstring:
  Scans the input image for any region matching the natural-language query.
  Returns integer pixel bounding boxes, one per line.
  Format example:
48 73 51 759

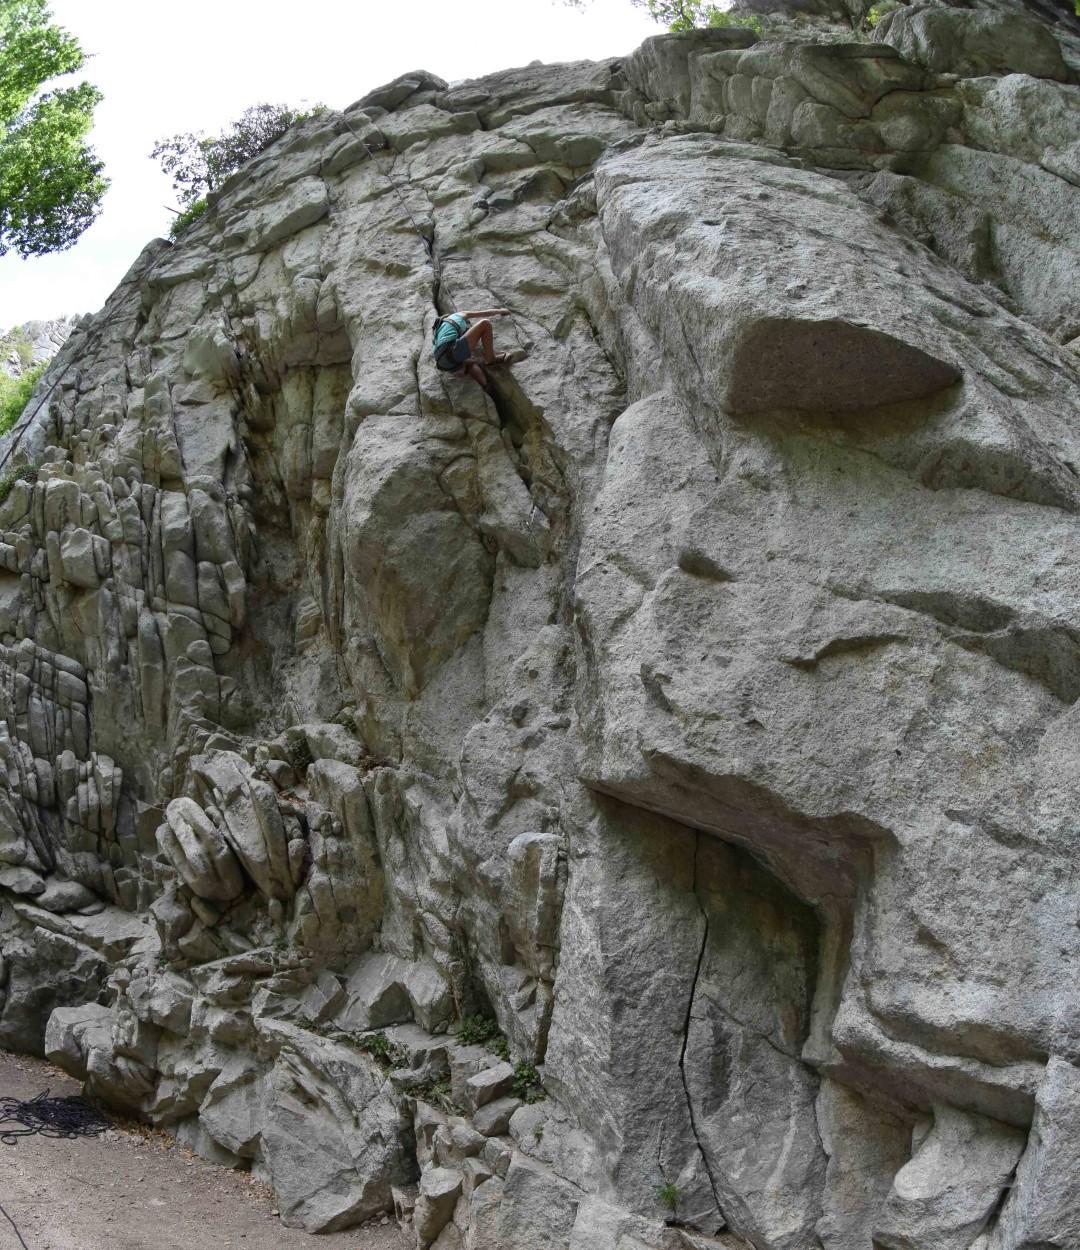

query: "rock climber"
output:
432 307 512 389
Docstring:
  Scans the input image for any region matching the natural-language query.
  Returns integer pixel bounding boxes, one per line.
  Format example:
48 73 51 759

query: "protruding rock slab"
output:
725 317 961 414
255 1019 414 1232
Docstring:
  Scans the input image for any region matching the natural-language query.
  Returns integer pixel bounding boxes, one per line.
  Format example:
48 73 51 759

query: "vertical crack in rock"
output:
677 829 723 1219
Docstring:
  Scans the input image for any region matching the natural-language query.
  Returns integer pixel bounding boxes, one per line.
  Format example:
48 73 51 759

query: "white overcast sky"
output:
0 0 659 330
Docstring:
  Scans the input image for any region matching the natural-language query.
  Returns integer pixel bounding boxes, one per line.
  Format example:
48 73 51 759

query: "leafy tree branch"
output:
564 0 760 32
151 102 323 208
0 0 108 257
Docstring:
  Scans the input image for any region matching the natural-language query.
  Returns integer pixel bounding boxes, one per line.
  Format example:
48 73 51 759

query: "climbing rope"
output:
0 1089 111 1145
0 1090 111 1249
0 1199 30 1250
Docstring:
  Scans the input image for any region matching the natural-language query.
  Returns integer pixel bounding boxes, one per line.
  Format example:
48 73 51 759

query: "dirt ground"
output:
0 1049 411 1250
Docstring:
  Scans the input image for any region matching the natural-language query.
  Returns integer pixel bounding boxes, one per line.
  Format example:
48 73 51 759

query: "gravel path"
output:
0 1049 410 1250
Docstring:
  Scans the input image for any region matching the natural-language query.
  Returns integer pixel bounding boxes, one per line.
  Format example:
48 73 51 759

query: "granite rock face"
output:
1 9 1079 1248
1 319 77 379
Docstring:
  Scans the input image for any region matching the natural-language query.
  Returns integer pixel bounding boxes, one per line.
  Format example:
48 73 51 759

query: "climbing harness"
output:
0 1088 111 1145
431 312 470 373
432 312 467 351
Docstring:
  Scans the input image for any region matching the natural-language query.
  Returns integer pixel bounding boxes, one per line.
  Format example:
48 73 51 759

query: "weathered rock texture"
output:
1 319 77 379
1 6 1079 1248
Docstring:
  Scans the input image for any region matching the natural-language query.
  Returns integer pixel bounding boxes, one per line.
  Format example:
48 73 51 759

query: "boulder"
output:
463 1062 515 1114
415 1166 464 1247
156 798 245 903
255 1019 414 1232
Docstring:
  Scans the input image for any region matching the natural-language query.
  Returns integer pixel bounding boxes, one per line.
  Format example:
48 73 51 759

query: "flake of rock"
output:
463 1062 515 1113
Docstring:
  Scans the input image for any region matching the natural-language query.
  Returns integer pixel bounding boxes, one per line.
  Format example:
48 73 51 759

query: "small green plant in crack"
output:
512 1059 545 1104
0 462 39 505
532 1123 543 1143
296 1014 333 1037
658 1181 679 1212
456 1014 510 1061
864 0 900 27
333 705 359 735
411 1077 463 1115
353 1031 408 1067
284 729 313 772
356 1030 392 1060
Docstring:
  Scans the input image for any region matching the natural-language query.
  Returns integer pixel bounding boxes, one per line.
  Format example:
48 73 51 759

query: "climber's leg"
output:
463 318 496 364
465 361 490 389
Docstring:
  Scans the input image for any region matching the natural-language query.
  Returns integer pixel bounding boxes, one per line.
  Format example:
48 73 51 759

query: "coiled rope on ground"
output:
0 1088 111 1145
0 1089 112 1249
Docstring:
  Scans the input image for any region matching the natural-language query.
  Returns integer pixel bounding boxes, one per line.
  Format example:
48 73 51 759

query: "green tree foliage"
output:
637 0 746 31
565 0 760 32
0 325 33 367
0 0 107 257
152 103 323 208
168 196 208 239
0 359 45 436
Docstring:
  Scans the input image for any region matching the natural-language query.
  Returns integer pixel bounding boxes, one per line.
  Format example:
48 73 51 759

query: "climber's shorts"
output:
435 336 470 372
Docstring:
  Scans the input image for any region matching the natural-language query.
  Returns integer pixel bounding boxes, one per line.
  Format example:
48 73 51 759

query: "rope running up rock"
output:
0 1088 111 1146
0 1200 30 1250
339 111 461 313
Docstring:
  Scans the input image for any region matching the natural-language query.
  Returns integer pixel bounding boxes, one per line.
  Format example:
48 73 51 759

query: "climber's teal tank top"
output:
433 313 467 354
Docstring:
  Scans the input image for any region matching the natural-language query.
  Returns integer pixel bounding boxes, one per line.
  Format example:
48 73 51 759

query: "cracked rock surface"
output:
2 8 1080 1248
